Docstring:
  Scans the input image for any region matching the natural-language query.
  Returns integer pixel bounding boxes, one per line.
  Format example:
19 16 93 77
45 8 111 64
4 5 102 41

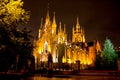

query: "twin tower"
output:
38 10 85 43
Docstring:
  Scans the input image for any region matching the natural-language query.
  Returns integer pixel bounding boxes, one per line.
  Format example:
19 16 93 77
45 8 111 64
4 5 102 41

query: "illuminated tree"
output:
0 0 32 72
102 38 118 70
0 0 30 26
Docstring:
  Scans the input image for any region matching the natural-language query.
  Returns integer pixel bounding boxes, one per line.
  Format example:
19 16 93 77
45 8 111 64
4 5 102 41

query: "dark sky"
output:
22 0 120 47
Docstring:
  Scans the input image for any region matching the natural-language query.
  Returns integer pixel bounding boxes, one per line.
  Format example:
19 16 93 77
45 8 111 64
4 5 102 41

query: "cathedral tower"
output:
58 22 67 44
72 17 85 43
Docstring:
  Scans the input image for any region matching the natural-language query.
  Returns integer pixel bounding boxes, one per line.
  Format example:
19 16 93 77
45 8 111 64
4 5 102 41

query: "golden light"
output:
63 37 64 41
32 9 102 69
52 30 54 34
67 59 71 64
87 61 91 65
62 56 66 63
38 49 41 54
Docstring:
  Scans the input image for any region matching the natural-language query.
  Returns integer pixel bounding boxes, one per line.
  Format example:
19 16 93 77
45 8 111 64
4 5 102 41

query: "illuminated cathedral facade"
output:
33 10 101 69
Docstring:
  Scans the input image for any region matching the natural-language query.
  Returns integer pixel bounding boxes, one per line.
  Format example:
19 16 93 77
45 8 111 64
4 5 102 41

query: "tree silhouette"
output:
95 51 102 70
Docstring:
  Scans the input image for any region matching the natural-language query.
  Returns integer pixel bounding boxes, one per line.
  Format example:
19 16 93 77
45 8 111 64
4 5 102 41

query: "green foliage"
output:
103 38 115 55
102 38 118 70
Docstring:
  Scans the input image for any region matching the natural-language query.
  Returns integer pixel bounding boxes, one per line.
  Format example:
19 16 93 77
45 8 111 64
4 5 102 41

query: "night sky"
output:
22 0 120 47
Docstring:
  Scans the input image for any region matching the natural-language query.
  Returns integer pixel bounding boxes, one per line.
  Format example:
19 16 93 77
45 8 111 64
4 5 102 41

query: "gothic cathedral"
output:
33 10 101 69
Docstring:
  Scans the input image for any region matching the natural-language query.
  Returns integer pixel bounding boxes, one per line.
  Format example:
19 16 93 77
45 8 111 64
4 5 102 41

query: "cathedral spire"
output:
64 24 66 33
45 10 50 25
52 12 57 34
82 27 85 42
72 25 74 35
76 17 80 32
38 18 43 38
59 22 62 32
53 12 56 24
77 17 79 26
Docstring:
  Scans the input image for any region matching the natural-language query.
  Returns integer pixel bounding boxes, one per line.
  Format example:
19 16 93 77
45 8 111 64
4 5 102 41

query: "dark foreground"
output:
23 74 120 80
1 70 120 80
